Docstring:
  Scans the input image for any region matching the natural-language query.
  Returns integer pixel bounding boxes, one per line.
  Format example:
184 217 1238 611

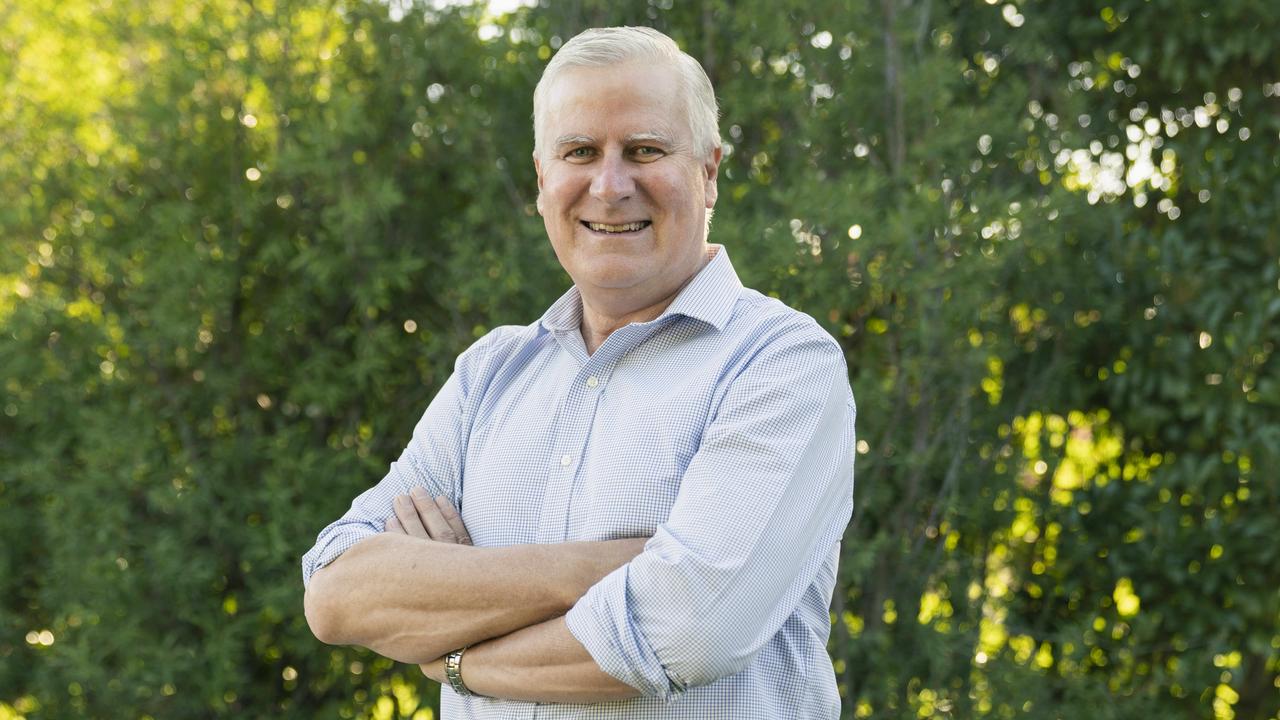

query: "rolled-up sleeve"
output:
300 328 516 586
565 325 857 699
300 371 465 585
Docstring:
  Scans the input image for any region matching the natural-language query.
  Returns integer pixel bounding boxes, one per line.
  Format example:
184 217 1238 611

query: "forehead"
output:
542 62 688 141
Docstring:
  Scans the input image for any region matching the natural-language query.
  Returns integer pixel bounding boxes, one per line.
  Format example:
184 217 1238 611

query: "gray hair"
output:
532 26 721 159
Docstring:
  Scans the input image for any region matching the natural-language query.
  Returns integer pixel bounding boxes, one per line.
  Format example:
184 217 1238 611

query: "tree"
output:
2 1 1276 717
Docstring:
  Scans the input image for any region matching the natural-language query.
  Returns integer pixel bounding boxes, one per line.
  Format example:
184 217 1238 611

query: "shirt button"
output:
586 376 599 388
560 454 572 467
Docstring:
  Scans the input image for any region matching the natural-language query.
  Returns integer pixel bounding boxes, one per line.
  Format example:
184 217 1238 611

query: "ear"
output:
703 145 723 210
533 153 545 216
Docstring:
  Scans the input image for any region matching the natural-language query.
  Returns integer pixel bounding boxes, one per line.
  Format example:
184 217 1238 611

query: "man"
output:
303 26 856 718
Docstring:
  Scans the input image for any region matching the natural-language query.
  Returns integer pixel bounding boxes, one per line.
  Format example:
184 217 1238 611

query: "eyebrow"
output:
553 134 594 148
552 132 676 148
624 132 674 146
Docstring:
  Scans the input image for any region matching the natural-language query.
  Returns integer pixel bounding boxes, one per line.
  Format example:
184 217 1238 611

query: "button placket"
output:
537 361 612 543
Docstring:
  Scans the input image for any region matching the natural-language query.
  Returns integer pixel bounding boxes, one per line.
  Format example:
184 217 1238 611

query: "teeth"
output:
586 221 648 233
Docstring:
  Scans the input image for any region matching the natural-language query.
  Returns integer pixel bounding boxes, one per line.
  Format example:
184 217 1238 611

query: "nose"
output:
589 153 635 203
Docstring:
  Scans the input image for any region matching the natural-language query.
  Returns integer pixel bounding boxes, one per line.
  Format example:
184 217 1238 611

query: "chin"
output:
573 256 653 290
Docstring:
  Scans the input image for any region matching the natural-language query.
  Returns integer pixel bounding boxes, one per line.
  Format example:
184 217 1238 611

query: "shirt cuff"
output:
564 564 685 703
300 524 377 586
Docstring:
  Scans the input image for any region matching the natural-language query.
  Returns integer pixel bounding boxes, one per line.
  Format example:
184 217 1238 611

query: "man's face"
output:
534 62 721 304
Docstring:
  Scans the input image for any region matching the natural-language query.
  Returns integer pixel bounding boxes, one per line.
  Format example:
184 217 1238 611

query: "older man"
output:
303 26 856 718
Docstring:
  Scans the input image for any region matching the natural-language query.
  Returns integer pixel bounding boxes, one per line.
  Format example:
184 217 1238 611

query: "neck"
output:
579 288 680 355
578 252 712 354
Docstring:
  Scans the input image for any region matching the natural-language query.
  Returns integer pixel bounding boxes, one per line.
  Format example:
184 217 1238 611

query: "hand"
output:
383 487 473 545
383 488 470 682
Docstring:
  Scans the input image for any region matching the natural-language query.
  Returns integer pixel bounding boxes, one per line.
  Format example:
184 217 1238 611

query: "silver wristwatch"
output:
444 647 471 696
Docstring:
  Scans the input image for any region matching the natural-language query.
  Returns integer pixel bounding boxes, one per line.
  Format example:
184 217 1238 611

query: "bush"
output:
2 1 1276 717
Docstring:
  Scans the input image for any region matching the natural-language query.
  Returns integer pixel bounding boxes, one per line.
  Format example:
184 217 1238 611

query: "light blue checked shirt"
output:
302 245 856 719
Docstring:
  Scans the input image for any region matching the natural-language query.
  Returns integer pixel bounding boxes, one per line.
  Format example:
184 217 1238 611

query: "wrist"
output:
419 657 447 684
444 647 472 696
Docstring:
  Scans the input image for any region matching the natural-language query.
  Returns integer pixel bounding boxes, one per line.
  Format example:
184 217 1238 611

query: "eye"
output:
566 146 595 160
632 146 664 159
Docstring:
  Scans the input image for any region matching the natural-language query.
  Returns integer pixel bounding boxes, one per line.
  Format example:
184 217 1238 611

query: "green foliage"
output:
1 0 1277 718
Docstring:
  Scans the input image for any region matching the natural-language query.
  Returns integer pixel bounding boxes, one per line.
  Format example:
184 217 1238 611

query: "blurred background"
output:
2 0 1278 717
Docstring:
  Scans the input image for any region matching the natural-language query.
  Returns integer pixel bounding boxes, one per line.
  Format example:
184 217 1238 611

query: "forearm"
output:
424 616 639 703
304 532 645 663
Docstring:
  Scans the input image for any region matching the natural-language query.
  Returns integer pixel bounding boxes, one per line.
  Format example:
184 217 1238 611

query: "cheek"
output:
664 171 706 216
540 173 584 210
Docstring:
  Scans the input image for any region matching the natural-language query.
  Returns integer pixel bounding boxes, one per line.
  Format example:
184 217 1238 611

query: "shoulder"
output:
733 289 855 402
729 288 845 362
458 323 530 362
707 290 856 426
453 323 538 382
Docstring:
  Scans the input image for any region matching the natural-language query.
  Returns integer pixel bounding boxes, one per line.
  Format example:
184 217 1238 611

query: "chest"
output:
459 335 722 546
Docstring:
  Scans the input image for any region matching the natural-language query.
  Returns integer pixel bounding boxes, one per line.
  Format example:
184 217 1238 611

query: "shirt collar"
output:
540 283 583 333
539 244 742 334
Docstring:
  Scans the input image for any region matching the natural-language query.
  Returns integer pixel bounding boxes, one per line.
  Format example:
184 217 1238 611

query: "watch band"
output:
444 647 471 696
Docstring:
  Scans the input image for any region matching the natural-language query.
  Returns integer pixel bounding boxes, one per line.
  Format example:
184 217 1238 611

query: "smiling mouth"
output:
581 220 652 234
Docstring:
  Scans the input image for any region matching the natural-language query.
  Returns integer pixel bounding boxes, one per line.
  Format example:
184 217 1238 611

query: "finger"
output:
383 515 405 534
393 494 430 538
434 496 473 545
410 488 458 543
